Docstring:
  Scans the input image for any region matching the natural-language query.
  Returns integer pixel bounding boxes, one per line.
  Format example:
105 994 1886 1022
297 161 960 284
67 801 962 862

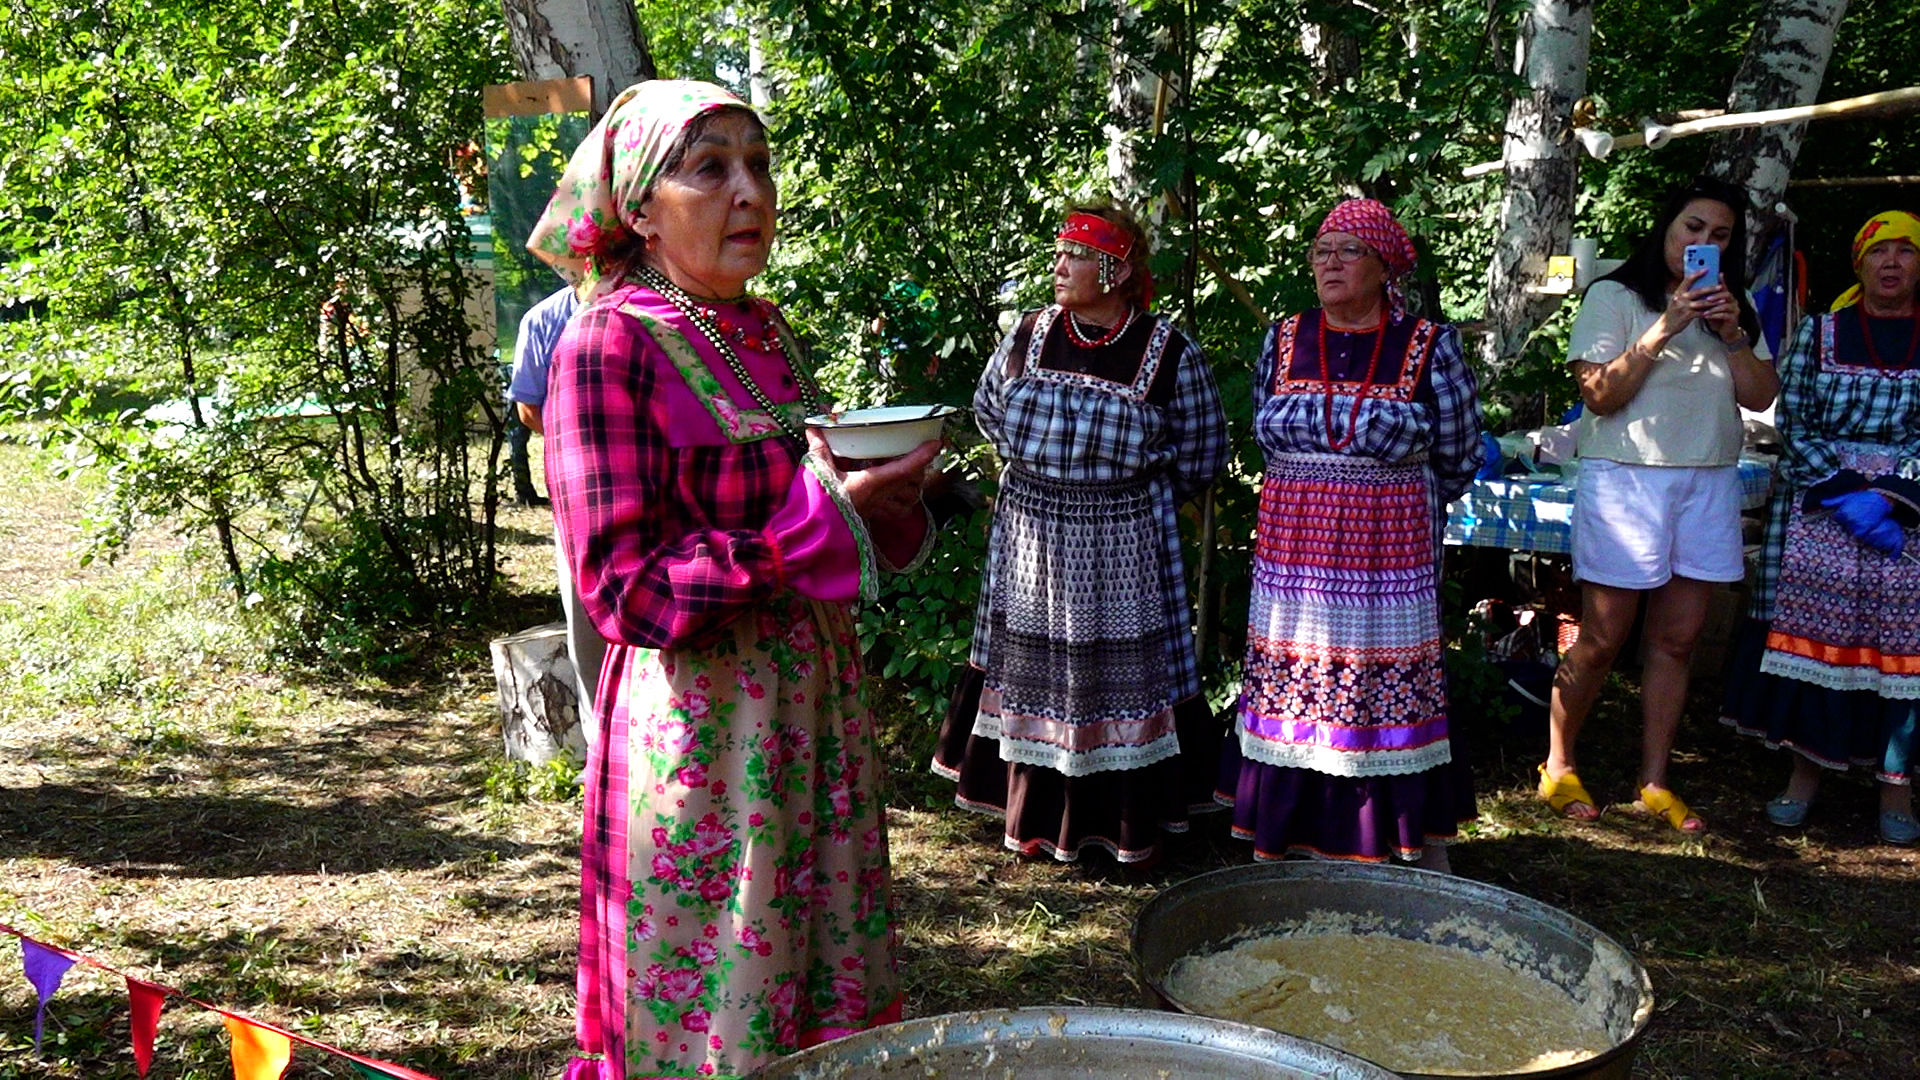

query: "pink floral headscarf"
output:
1317 198 1420 322
526 79 755 296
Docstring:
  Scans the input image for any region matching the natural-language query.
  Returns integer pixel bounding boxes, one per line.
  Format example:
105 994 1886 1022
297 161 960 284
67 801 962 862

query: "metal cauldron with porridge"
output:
1132 863 1654 1079
747 1006 1397 1079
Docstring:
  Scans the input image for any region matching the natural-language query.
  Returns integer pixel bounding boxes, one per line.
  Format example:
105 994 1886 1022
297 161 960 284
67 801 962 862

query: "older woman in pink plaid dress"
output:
527 80 937 1080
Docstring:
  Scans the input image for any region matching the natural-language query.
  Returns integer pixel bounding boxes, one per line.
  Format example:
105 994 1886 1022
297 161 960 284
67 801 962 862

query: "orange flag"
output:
223 1014 292 1080
126 977 166 1077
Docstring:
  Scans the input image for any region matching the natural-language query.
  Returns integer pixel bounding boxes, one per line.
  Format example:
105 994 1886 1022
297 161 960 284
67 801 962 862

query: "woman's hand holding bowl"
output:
807 429 941 525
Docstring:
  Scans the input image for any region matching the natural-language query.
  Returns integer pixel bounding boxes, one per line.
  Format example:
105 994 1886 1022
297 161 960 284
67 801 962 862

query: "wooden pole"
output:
1462 86 1920 178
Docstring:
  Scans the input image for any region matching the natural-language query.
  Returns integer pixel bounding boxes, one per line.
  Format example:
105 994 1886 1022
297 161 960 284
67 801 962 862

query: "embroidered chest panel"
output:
1819 312 1920 380
1271 313 1436 404
1020 305 1173 403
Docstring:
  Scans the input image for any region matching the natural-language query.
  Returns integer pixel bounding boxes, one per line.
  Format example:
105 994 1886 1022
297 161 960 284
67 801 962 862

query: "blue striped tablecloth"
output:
1444 458 1774 555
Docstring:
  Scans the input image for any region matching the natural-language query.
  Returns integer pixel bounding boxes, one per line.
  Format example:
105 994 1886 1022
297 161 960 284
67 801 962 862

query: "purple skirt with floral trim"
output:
1214 736 1476 861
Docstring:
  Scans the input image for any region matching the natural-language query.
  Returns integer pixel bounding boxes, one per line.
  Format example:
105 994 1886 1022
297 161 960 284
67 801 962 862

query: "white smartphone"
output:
1682 244 1721 289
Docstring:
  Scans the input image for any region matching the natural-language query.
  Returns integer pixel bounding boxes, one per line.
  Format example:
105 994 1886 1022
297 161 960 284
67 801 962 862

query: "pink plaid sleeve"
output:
545 303 863 647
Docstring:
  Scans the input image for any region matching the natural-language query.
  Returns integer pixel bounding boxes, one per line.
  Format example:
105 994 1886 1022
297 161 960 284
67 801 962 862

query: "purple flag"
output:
21 938 78 1052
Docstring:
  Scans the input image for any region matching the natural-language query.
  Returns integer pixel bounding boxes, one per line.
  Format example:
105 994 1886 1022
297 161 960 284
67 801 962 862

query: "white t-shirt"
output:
1566 279 1771 467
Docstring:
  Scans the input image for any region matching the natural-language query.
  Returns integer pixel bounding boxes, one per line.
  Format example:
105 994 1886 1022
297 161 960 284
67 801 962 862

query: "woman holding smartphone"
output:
1537 178 1780 833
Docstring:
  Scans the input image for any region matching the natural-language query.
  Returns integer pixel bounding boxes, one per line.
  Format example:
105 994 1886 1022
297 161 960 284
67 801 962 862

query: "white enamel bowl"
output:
805 405 957 461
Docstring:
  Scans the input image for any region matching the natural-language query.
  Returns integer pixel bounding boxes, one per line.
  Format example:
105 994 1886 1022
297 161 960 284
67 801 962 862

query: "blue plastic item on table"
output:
1475 432 1504 479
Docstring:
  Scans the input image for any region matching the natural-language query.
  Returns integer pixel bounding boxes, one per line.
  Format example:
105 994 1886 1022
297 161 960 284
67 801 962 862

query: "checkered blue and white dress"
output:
933 306 1228 862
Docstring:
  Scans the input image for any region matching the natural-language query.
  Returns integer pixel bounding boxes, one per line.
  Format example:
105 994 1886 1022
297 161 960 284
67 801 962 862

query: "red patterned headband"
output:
1058 213 1135 261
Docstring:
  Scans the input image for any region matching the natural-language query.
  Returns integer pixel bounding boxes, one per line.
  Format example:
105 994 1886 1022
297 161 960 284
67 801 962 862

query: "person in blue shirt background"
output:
506 285 582 506
507 283 606 742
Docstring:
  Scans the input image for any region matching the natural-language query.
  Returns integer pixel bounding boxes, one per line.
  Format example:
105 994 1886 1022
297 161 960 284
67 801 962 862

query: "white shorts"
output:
1571 459 1745 589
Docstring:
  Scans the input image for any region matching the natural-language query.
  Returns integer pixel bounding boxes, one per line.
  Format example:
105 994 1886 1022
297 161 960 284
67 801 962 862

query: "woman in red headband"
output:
1216 198 1486 870
933 202 1230 866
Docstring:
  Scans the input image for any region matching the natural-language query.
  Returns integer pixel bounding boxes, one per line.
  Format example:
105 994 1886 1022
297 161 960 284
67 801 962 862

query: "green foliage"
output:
5 0 1911 682
0 0 520 660
482 755 584 812
856 501 991 726
1438 575 1519 734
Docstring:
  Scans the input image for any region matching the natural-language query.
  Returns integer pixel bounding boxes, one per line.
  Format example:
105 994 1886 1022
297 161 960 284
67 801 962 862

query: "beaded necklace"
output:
1063 306 1136 349
1855 302 1920 370
1316 310 1388 452
698 300 775 352
637 266 822 442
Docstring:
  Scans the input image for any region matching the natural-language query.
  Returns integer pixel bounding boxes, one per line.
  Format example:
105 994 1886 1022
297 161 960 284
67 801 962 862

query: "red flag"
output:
223 1014 292 1080
126 977 166 1076
337 1050 445 1080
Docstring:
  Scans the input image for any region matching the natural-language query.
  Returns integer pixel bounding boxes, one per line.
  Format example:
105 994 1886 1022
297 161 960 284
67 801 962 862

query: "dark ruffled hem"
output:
931 665 1224 863
1212 731 1476 862
1719 617 1915 781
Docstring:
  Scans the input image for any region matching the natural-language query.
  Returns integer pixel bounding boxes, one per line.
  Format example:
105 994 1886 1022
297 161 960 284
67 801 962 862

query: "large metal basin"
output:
748 1006 1398 1078
1132 863 1653 1080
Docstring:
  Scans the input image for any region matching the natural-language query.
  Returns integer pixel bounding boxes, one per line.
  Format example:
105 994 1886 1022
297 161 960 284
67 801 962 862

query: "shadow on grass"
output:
0 783 539 876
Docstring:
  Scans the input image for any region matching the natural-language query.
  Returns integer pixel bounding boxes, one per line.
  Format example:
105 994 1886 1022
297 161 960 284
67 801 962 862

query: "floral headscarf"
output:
1316 198 1419 322
1830 210 1920 312
526 79 755 296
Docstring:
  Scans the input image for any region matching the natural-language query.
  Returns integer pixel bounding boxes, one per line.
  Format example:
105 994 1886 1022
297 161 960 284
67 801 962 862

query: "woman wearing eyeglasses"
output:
1216 198 1485 869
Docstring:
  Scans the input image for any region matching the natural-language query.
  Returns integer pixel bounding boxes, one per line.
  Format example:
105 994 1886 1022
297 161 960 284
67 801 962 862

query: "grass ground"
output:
1 437 1913 1078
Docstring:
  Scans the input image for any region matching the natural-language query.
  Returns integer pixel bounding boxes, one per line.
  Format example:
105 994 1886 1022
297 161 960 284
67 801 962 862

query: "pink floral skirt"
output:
570 594 901 1080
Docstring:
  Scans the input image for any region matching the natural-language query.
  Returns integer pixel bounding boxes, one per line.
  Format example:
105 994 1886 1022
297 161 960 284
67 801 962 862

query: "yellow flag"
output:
223 1014 292 1080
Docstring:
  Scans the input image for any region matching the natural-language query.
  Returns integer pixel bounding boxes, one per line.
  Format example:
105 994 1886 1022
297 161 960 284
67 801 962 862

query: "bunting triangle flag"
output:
20 938 78 1052
126 976 166 1076
341 1051 445 1080
223 1014 293 1080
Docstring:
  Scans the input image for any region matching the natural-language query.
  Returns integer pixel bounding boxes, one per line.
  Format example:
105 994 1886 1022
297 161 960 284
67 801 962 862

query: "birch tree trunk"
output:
1706 0 1848 273
1106 4 1159 206
1299 5 1365 198
747 20 773 109
501 0 656 117
1300 11 1360 97
1480 0 1592 395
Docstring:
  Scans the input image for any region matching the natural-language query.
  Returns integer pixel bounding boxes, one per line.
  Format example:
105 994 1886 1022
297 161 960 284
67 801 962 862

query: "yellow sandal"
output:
1633 785 1705 834
1537 764 1600 821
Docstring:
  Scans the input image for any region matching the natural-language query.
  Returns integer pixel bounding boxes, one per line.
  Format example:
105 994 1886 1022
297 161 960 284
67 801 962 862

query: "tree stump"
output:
490 622 588 765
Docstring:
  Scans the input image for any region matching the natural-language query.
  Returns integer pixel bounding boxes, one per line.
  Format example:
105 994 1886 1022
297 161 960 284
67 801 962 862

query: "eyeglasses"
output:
1310 242 1375 266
